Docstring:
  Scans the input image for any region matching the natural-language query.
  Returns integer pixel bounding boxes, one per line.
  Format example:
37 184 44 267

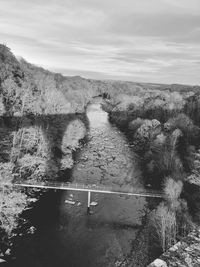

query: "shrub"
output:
16 154 47 181
0 189 27 236
184 93 200 126
11 127 49 160
152 132 184 176
165 114 200 144
164 177 183 209
0 162 14 183
150 202 177 252
128 118 144 133
133 119 162 153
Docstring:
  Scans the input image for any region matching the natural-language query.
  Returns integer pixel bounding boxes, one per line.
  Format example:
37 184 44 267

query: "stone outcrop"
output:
148 228 200 267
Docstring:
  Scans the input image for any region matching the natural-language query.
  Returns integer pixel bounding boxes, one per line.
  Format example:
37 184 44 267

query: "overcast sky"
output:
1 0 200 84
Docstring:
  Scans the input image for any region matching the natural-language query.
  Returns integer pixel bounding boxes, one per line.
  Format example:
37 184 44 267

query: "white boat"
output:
65 199 75 205
90 201 98 206
29 198 37 203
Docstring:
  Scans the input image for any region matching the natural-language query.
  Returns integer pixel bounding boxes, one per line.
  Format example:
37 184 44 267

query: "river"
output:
12 98 148 267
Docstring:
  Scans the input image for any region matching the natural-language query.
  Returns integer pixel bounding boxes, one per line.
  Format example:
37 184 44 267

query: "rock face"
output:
148 228 200 267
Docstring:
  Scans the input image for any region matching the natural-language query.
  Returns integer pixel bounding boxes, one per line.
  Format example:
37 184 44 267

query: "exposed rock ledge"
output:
148 228 200 267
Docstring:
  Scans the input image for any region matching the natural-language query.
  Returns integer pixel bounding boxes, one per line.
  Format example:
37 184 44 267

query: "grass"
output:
151 202 177 252
164 178 183 210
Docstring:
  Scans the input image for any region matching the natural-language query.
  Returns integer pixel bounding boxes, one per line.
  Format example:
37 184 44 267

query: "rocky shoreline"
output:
148 228 200 267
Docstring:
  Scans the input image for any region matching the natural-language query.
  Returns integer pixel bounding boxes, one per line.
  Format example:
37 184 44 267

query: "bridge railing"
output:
0 180 163 198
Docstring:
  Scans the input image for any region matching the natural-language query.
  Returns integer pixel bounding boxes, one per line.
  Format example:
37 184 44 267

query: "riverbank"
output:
103 89 200 263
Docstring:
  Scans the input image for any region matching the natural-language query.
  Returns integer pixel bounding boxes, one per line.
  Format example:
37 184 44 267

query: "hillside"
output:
0 44 96 257
1 44 200 118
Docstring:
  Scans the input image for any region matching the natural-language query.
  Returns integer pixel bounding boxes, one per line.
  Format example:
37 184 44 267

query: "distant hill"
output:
1 44 199 116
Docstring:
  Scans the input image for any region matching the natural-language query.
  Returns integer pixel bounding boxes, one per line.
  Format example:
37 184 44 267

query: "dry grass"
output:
164 177 183 209
151 202 177 252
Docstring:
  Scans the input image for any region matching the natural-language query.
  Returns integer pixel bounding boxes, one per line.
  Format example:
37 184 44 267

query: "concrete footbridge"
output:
1 181 163 213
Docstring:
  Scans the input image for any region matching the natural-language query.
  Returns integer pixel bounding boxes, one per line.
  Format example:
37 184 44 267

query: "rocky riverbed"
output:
71 99 142 188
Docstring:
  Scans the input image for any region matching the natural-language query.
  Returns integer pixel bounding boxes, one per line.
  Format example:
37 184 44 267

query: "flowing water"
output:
12 98 148 267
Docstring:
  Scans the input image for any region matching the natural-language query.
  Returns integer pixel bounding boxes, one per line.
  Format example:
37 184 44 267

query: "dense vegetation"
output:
103 83 200 258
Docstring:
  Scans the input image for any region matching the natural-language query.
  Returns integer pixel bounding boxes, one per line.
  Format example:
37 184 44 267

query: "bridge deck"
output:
2 181 163 198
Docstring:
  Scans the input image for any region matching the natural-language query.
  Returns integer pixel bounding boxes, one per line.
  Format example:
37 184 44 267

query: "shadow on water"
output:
9 190 146 267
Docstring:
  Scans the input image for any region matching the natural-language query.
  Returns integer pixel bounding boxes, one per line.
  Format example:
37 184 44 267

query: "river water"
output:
12 98 148 267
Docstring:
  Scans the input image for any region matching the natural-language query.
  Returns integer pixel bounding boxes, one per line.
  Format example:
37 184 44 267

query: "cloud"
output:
0 0 200 84
108 13 200 40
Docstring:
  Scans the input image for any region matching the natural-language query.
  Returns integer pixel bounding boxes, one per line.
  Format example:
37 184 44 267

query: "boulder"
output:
148 259 167 267
148 229 200 267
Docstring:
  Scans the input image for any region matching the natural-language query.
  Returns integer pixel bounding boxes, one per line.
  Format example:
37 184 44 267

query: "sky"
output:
1 0 200 84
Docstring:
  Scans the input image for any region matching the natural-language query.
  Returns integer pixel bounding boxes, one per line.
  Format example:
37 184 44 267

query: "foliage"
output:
0 162 15 183
101 69 200 256
0 188 27 236
164 178 183 210
15 154 47 181
165 114 199 142
0 162 28 253
133 119 162 155
187 149 200 185
20 59 98 114
0 44 90 253
128 118 144 133
150 202 177 252
184 93 200 125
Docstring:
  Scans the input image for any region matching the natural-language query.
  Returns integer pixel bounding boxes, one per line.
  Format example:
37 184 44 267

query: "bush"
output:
150 202 177 252
16 154 47 181
133 119 162 154
11 127 49 160
128 118 144 133
184 93 200 126
0 189 27 236
165 114 199 141
0 162 14 183
164 177 183 209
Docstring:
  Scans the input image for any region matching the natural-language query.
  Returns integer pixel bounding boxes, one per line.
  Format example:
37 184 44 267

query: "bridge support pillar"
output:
87 191 91 214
